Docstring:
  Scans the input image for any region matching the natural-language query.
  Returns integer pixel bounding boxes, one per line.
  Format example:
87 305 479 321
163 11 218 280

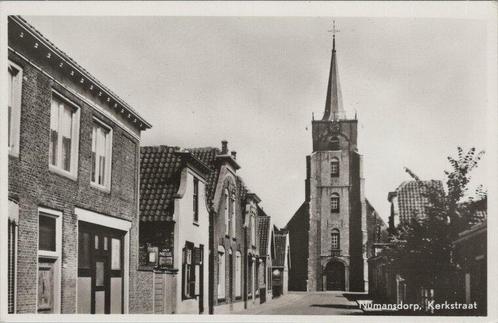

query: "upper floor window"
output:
330 158 339 177
193 177 199 223
250 214 256 246
49 92 80 178
330 193 340 213
330 136 340 150
224 188 229 236
8 62 22 156
231 193 236 237
331 229 340 250
91 119 112 189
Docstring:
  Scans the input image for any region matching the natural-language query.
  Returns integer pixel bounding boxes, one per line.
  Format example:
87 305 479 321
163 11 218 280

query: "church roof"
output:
322 35 344 121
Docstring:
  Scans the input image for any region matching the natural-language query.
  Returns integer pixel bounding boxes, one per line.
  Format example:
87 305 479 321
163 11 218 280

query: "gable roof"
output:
188 147 220 203
257 209 271 256
273 231 288 267
140 146 209 222
393 180 444 222
140 146 182 222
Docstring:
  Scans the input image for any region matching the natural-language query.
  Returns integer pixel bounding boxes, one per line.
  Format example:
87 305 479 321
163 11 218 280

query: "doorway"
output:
325 261 345 291
77 221 125 314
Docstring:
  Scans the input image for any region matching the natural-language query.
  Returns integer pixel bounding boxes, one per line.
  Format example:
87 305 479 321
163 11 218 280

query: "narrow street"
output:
233 292 365 315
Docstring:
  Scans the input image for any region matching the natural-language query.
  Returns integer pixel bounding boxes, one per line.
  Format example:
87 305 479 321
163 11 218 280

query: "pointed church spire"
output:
322 21 344 121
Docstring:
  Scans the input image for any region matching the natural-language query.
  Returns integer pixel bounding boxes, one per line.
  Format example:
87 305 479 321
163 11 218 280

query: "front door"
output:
78 222 125 314
326 261 345 291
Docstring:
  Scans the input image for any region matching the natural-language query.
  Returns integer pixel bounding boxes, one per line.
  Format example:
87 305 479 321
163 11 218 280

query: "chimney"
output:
231 151 237 160
221 140 228 154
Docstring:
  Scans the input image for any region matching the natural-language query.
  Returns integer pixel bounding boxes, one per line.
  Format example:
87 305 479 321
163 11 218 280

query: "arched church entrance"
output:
325 261 345 291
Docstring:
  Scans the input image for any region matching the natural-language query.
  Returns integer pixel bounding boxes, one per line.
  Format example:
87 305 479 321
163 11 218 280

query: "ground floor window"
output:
235 251 242 298
182 242 195 299
217 246 225 300
37 207 62 314
8 200 18 314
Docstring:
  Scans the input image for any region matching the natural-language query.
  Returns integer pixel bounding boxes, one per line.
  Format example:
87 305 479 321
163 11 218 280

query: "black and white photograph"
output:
1 1 497 321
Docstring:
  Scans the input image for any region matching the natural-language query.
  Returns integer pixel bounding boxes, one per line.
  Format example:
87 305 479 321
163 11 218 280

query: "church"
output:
286 30 369 292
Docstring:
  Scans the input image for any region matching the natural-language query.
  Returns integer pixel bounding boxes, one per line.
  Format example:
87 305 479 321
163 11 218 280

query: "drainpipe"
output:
208 206 214 314
243 226 248 309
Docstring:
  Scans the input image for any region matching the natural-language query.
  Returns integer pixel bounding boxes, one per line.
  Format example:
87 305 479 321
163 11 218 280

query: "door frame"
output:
76 208 131 314
325 260 345 291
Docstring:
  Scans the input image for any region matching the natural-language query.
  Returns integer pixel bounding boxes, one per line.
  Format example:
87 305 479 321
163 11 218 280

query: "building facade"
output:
271 227 289 297
138 146 210 314
7 16 151 314
287 34 368 292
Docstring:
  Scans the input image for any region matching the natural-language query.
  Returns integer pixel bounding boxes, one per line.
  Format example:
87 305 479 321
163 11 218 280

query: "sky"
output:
23 15 489 227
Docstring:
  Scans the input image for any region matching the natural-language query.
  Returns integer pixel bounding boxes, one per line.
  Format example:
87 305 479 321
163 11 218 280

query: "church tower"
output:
307 30 368 292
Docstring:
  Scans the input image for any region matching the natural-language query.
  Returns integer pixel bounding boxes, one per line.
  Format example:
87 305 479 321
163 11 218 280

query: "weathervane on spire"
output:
328 20 340 51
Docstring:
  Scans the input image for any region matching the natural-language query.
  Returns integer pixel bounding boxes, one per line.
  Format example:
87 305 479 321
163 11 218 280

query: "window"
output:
251 215 256 246
224 188 229 235
8 201 19 314
49 92 80 178
182 242 195 299
217 246 225 300
193 178 199 223
330 136 340 150
235 251 242 298
8 62 22 156
228 193 234 237
37 208 62 313
331 193 340 213
91 119 112 189
331 158 339 177
231 194 236 237
331 229 340 250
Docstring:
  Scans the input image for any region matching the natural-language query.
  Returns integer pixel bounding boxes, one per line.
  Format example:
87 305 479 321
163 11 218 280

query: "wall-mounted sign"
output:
159 248 173 268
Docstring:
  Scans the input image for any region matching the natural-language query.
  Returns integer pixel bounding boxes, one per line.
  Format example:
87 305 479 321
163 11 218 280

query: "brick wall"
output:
8 47 151 313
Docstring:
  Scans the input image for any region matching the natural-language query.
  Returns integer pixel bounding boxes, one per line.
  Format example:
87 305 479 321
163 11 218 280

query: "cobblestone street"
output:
233 292 365 315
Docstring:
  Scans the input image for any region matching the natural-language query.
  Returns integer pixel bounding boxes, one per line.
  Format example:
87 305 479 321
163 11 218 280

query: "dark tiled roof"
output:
188 147 220 203
396 180 444 223
257 212 271 256
273 233 288 267
140 146 183 222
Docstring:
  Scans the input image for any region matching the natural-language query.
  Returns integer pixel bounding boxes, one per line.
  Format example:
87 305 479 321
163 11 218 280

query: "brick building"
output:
138 146 211 314
7 16 151 314
287 33 368 292
187 141 272 313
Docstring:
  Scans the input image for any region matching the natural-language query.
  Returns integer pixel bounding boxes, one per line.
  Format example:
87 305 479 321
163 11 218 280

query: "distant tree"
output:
383 147 485 303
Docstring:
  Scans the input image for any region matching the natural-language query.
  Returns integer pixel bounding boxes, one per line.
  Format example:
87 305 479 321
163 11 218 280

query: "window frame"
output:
193 177 199 224
330 158 340 178
37 207 62 314
230 192 236 238
330 136 340 151
91 117 113 191
48 90 80 180
8 61 23 157
182 241 196 299
224 188 229 236
331 229 340 250
330 193 340 213
217 245 225 300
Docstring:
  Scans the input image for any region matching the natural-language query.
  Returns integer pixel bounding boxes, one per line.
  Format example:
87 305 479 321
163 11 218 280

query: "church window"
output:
330 136 340 150
331 158 339 177
330 193 340 213
331 229 340 250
